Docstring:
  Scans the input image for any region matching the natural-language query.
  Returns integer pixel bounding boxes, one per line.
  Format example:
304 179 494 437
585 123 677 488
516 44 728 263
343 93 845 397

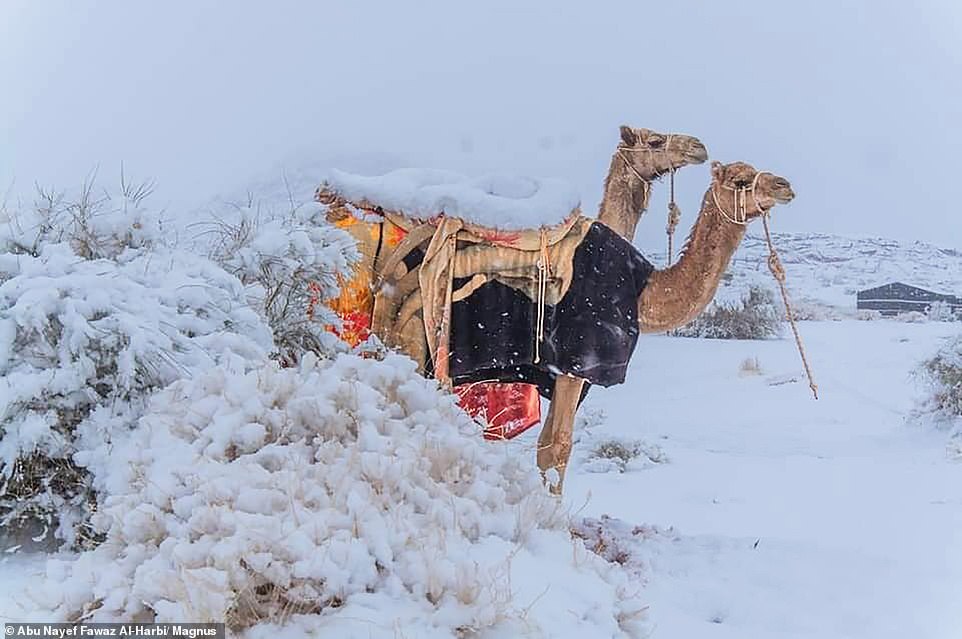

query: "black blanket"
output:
448 221 653 399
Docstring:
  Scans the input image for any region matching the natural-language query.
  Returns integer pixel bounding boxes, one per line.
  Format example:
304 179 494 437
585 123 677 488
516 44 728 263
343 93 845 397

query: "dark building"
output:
856 282 962 316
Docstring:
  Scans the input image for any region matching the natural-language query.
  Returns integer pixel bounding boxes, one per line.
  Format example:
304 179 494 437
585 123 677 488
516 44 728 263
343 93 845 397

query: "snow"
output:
3 171 962 637
15 352 641 637
560 320 962 638
4 318 961 637
319 168 580 229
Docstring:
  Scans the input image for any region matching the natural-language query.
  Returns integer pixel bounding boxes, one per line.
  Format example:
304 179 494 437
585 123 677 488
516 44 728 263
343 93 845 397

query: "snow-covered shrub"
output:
927 301 961 322
571 516 673 577
3 175 165 260
38 353 647 638
201 197 358 365
915 335 962 423
788 299 841 321
584 438 668 474
855 309 883 321
675 285 783 340
739 356 762 376
896 310 927 323
914 335 962 457
0 182 273 549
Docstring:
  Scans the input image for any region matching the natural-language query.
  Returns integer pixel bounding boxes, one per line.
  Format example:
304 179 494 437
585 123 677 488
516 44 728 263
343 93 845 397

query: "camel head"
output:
618 125 708 178
709 160 794 221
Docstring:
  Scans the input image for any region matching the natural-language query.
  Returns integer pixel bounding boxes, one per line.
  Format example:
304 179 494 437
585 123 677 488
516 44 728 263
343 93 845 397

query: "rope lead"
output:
761 213 819 400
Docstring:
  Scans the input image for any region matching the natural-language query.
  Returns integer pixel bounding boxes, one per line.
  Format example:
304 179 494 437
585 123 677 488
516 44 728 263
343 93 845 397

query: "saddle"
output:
315 182 592 382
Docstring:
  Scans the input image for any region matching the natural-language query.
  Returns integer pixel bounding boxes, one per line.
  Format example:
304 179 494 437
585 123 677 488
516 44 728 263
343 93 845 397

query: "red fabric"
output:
455 382 541 440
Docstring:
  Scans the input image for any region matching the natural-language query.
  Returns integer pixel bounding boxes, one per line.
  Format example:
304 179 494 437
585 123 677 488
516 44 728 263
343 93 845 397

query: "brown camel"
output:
532 160 795 492
317 142 794 496
597 126 709 242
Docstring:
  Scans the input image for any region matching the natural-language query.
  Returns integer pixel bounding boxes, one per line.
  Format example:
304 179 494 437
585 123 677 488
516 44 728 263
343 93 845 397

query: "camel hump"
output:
315 168 581 240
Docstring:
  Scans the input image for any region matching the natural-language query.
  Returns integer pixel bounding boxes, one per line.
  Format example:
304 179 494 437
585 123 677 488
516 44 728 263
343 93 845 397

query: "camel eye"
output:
733 178 750 188
647 138 664 148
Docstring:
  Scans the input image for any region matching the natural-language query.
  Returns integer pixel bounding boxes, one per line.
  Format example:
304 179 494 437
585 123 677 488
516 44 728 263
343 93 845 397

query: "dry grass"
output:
586 438 667 472
916 338 962 418
675 285 783 340
739 356 762 376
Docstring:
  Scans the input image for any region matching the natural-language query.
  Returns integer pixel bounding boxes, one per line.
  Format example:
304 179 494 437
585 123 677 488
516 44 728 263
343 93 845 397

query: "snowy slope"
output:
643 231 962 312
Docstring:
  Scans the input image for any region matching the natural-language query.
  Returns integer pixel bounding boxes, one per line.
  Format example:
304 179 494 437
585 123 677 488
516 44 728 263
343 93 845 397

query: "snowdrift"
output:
34 353 645 637
2 172 645 636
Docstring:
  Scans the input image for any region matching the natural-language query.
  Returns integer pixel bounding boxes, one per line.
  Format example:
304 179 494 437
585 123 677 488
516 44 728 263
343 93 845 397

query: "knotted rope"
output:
760 213 819 399
666 168 682 266
534 229 552 363
714 172 819 400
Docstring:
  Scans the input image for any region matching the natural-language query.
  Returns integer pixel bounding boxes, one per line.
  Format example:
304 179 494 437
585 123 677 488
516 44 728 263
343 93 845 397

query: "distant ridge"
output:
642 232 962 312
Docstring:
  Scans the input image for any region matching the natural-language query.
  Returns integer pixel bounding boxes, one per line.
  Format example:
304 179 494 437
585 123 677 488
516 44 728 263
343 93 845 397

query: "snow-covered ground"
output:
3 318 960 637
562 319 962 638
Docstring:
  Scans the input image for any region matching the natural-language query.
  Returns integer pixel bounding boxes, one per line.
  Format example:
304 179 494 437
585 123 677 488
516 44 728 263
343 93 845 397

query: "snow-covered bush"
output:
37 353 647 638
584 438 667 474
0 182 275 549
675 285 783 340
855 309 883 321
788 299 841 321
896 310 928 323
927 301 961 322
4 175 165 260
914 335 962 457
571 516 673 577
915 335 962 424
201 197 359 365
739 356 763 376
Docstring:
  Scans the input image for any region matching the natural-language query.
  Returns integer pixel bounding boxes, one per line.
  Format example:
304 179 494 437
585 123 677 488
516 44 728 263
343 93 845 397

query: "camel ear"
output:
619 125 638 146
710 160 725 181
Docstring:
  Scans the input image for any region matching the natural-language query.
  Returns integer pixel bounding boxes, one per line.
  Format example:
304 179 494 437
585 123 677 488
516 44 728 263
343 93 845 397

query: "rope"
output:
711 185 748 225
534 229 551 363
746 177 819 400
760 212 818 400
711 171 819 399
666 168 681 265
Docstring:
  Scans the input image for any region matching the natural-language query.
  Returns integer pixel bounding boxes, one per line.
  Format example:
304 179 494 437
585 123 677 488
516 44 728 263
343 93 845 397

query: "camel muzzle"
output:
774 186 795 204
687 143 709 164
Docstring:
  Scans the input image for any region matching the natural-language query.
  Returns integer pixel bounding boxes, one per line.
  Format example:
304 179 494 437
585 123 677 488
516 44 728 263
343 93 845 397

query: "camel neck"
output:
637 187 747 333
597 151 655 242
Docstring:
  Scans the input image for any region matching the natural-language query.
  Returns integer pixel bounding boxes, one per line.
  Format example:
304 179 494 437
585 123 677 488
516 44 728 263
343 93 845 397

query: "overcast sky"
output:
1 1 960 249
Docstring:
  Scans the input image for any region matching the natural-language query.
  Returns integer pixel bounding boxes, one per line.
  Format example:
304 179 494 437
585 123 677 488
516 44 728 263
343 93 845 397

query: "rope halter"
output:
616 133 676 195
711 170 771 225
616 133 683 265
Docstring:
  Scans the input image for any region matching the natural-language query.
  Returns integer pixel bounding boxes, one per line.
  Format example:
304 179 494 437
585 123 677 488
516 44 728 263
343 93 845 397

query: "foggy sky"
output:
1 0 960 249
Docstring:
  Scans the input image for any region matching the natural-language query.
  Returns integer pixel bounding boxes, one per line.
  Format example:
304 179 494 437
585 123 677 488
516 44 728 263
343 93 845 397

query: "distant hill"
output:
641 232 962 315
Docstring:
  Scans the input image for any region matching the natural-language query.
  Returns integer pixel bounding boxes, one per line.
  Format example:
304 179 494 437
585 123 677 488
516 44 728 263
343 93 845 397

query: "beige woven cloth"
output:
389 212 592 383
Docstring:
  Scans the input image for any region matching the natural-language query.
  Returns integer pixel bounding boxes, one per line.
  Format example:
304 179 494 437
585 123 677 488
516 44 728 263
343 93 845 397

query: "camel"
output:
530 159 795 492
316 132 794 496
597 126 708 242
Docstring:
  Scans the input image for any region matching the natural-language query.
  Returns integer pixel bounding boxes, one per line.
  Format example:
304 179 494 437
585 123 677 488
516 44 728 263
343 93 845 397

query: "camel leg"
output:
537 375 586 495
